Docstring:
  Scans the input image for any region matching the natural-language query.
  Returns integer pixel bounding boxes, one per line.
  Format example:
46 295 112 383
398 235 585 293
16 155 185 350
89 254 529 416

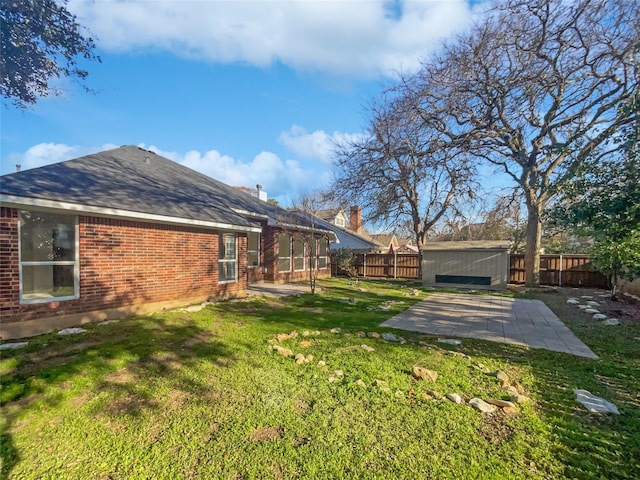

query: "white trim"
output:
293 237 305 271
218 233 238 284
19 212 80 304
1 194 261 233
247 231 260 268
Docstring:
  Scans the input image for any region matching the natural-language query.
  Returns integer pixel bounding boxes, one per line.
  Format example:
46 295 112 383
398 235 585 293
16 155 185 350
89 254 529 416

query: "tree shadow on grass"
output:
0 313 232 479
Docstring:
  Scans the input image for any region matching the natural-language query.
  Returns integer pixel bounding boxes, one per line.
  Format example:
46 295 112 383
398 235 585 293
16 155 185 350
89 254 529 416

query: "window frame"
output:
247 231 260 268
293 237 305 271
318 237 328 269
19 210 79 304
218 232 238 284
277 233 291 273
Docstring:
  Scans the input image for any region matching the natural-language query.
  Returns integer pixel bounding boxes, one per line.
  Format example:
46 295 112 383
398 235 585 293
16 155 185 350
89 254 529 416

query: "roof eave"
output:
1 194 261 233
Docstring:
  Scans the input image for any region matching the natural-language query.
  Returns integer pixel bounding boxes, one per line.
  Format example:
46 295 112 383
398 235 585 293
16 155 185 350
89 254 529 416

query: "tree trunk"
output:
524 201 543 287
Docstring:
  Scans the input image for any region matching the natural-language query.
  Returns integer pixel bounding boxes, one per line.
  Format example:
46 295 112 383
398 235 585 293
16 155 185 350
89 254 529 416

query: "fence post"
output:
559 254 563 287
363 253 367 278
394 252 397 279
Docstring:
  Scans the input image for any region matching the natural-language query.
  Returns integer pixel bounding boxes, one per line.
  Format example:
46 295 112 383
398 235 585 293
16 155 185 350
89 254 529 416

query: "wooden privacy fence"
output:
331 253 421 279
331 252 610 288
509 254 610 288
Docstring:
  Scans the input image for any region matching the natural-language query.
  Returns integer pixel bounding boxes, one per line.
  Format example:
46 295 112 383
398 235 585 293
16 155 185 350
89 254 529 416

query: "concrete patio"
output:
380 293 598 359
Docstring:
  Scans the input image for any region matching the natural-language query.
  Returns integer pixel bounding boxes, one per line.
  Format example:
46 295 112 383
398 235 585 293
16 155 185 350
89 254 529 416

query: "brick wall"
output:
1 208 247 325
259 225 331 283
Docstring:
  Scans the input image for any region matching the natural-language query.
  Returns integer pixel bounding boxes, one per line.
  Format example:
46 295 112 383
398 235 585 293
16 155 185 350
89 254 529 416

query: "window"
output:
248 232 260 267
294 237 305 271
278 233 291 272
335 217 345 227
19 210 78 303
318 237 328 269
309 236 327 270
218 233 237 283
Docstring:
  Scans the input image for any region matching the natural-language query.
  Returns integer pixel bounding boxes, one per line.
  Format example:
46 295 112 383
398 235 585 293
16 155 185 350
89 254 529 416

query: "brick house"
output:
0 146 332 339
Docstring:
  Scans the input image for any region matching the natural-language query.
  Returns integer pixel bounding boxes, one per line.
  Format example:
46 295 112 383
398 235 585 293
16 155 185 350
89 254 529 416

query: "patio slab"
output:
380 293 598 359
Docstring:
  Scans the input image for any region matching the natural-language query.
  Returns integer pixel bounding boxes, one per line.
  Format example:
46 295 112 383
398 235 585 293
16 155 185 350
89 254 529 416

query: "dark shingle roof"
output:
0 145 322 231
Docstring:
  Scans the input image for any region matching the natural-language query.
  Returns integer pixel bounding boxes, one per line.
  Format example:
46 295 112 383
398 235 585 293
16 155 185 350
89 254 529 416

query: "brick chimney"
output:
350 206 362 233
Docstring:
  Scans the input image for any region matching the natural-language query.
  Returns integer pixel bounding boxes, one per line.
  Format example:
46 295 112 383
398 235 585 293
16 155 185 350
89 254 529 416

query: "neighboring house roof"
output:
394 244 419 253
296 212 384 251
0 145 329 234
315 208 343 222
369 234 398 248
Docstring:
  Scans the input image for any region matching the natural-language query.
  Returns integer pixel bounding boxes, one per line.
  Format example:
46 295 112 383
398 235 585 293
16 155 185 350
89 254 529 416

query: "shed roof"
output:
422 240 511 251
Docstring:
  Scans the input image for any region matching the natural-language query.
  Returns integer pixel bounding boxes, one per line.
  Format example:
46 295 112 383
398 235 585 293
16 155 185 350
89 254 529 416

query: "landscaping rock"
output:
503 406 520 415
428 390 443 400
295 353 306 364
447 393 462 404
509 394 530 404
577 305 590 310
469 398 496 413
491 370 510 384
328 376 337 383
302 330 310 337
566 299 580 305
180 301 214 313
335 369 344 377
98 319 119 326
367 332 380 339
580 295 594 299
275 331 298 342
299 340 312 348
0 342 29 350
504 385 520 396
593 314 607 320
486 399 516 408
574 389 619 414
355 331 366 337
586 301 600 306
58 327 87 335
305 354 314 363
438 338 462 345
355 379 366 387
604 318 620 326
273 345 293 357
382 332 400 342
317 360 326 367
360 345 375 352
329 327 341 334
373 379 390 391
584 308 600 314
412 366 438 382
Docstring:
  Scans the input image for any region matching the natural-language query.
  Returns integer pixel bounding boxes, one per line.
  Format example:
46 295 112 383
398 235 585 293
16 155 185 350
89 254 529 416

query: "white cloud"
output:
278 125 359 165
68 0 479 78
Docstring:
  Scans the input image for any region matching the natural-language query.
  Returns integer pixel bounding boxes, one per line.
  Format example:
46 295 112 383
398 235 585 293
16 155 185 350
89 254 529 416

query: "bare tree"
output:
331 92 477 248
404 0 639 286
287 190 333 295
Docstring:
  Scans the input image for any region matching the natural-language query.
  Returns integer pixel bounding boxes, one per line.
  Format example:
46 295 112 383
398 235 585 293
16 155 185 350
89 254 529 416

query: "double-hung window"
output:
218 233 237 283
293 238 305 271
318 237 328 269
19 210 78 303
278 233 291 272
247 232 260 267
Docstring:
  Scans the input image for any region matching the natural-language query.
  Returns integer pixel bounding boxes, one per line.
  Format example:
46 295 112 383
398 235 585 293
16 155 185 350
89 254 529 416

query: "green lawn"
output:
1 279 638 479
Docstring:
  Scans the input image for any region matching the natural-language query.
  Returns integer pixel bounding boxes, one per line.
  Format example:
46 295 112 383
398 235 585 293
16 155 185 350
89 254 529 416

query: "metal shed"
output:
421 241 511 290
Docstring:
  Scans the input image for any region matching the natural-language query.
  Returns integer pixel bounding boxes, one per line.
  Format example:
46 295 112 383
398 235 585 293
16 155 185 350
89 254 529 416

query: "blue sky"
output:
1 0 498 205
